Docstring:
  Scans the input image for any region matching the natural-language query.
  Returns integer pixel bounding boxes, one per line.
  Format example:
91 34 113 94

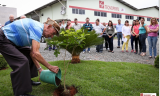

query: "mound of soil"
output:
0 67 8 70
53 85 78 96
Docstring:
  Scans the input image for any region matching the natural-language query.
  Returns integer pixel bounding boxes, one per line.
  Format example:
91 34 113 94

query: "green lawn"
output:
0 61 159 96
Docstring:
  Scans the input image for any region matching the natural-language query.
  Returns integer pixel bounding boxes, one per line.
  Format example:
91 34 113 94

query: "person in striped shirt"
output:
0 18 60 96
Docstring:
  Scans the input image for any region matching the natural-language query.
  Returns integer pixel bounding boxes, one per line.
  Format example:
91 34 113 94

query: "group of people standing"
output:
56 17 159 58
129 17 159 58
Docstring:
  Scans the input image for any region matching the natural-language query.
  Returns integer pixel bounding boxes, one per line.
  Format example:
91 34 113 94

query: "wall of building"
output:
40 1 68 23
0 6 17 25
135 8 159 18
67 0 159 25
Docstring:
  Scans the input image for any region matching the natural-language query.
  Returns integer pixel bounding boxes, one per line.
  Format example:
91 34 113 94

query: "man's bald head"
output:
9 14 14 22
102 22 106 26
20 15 26 19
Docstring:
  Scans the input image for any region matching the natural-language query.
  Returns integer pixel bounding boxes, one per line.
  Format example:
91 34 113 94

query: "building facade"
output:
22 0 159 26
0 6 17 25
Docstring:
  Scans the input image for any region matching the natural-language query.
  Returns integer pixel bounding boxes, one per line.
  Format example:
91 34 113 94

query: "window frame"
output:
94 11 107 17
72 8 85 15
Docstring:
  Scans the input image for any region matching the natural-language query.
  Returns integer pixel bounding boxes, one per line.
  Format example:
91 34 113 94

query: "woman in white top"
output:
122 20 131 52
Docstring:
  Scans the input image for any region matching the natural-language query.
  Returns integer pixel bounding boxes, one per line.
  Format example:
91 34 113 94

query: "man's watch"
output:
37 67 42 71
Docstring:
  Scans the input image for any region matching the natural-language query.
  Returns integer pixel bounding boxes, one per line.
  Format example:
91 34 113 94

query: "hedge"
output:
154 55 159 68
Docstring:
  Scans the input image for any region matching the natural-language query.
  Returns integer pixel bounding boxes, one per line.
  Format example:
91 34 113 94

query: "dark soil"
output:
0 67 8 70
53 85 78 96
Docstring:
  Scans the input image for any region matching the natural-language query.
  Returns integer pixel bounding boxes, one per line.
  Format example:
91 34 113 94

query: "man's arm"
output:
30 40 59 73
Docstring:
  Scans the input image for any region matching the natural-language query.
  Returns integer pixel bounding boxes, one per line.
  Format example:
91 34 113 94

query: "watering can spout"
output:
40 69 61 87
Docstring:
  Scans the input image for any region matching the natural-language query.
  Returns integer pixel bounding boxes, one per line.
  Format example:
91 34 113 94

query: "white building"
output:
18 0 159 26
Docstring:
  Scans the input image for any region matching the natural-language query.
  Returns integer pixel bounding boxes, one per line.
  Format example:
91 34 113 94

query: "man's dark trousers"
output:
0 29 38 96
117 32 123 47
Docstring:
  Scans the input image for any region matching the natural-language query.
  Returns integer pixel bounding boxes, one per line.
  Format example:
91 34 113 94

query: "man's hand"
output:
31 40 59 73
38 68 43 74
101 33 103 35
109 36 112 38
38 68 43 81
48 65 59 74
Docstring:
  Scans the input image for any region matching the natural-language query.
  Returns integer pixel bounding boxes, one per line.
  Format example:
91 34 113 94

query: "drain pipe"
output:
58 0 66 8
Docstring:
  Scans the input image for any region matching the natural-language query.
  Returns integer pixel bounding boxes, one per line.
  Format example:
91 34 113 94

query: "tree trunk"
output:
71 55 80 64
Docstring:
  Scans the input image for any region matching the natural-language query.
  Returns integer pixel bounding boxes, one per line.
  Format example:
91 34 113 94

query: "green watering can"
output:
40 69 61 87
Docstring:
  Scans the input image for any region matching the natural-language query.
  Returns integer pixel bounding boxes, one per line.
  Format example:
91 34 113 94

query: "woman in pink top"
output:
147 17 159 58
133 19 141 54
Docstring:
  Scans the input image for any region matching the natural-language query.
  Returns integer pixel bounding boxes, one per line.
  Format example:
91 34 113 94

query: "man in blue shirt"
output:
0 18 60 96
83 17 93 53
5 14 15 26
116 19 124 48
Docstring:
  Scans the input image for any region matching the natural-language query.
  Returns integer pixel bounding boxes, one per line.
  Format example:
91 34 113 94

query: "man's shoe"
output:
31 80 41 86
88 51 91 53
117 46 120 48
19 94 35 96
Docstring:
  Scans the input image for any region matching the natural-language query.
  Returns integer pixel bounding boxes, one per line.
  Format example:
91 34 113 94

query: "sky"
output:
0 0 159 17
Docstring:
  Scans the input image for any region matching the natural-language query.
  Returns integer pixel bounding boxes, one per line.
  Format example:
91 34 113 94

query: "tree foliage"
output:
46 27 104 57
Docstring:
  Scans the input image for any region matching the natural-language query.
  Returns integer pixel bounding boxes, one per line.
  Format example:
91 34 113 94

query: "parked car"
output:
40 36 46 43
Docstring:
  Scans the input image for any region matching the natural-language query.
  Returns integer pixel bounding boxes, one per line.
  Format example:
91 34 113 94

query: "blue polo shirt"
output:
116 24 123 32
5 20 14 26
2 18 44 47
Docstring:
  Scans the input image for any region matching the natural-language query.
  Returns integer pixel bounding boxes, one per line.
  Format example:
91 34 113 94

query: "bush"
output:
0 55 7 70
154 55 159 68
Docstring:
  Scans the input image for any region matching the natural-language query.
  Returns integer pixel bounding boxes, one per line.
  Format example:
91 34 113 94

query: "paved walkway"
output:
40 39 159 65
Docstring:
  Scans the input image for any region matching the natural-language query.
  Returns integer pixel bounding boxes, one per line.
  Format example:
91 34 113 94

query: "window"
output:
94 11 97 16
126 15 134 20
72 8 85 15
104 13 107 17
72 9 75 14
111 13 121 18
94 11 107 17
97 12 100 16
147 18 151 21
76 9 78 14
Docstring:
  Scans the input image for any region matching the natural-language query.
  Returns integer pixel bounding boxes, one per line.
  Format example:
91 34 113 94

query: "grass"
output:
0 61 159 96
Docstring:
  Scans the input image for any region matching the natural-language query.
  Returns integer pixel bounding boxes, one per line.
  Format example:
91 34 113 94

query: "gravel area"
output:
40 39 159 65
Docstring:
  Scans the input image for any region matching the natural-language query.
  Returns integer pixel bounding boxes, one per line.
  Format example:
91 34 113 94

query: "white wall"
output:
135 8 159 18
67 0 159 25
40 1 68 23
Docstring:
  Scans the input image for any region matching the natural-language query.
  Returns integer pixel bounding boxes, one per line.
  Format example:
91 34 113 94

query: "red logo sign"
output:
99 1 104 9
140 93 156 96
